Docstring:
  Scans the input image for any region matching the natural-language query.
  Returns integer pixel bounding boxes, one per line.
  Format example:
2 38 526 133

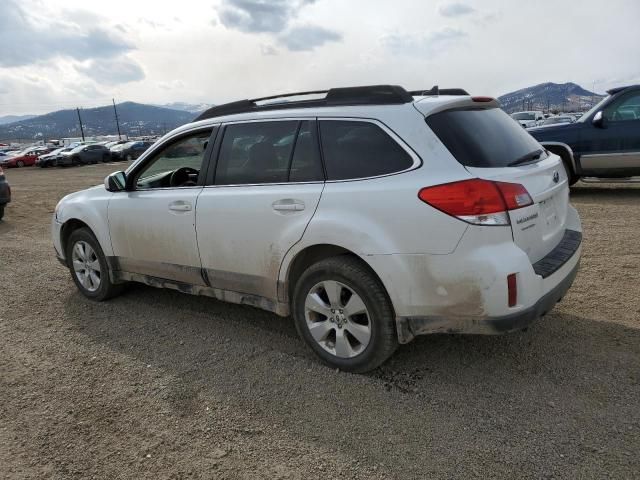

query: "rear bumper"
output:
397 256 579 341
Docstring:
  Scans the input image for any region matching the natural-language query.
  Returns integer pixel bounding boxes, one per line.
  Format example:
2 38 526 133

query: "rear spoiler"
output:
410 86 470 96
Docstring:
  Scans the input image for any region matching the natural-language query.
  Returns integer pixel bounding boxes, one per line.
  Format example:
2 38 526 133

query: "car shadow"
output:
60 282 640 475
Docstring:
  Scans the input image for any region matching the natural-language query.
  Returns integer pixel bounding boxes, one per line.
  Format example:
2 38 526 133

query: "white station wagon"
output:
53 85 582 372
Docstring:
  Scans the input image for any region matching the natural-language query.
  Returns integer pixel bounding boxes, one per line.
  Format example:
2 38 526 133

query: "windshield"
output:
578 95 610 122
427 107 545 168
512 112 535 121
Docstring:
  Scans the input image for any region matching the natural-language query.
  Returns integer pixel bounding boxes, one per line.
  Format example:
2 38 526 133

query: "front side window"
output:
215 121 299 185
319 120 413 180
605 92 640 122
135 130 211 189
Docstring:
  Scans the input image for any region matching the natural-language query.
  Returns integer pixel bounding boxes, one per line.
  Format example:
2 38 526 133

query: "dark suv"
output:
529 85 640 184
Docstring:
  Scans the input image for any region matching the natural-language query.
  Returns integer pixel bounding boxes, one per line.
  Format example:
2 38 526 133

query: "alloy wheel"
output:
304 280 371 358
71 241 101 292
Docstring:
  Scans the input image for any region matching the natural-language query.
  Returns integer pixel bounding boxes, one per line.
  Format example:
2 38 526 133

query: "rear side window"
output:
319 120 413 180
426 107 544 168
215 121 298 185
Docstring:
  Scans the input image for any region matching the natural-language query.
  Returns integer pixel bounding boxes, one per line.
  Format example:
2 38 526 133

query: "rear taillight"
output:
418 179 533 226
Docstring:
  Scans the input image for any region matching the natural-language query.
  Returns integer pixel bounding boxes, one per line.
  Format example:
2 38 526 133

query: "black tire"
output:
16 160 24 167
563 160 580 186
65 227 124 301
102 154 110 162
0 205 4 221
292 256 398 373
71 156 79 166
126 154 133 162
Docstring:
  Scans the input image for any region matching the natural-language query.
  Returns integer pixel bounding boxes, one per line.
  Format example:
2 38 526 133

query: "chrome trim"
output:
580 151 640 170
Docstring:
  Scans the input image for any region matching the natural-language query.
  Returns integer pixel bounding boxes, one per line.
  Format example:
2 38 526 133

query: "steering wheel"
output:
169 167 199 187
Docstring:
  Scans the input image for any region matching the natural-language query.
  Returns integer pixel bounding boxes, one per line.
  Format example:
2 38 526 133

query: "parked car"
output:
0 166 10 220
58 144 111 166
511 110 545 128
36 147 73 167
52 85 582 372
110 141 153 161
536 115 575 127
529 84 640 184
0 150 40 168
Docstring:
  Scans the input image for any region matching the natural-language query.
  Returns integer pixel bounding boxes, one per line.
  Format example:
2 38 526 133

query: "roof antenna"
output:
429 85 439 96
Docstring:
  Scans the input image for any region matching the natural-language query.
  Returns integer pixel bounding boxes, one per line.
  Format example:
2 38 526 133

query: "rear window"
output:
426 107 544 168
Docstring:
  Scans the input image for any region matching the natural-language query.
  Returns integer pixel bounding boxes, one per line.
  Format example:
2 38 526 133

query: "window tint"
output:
215 121 298 185
136 131 210 189
426 107 544 168
605 92 640 122
289 121 324 182
319 121 413 180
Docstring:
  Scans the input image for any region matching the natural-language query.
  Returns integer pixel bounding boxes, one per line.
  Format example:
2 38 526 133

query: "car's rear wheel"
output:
102 154 109 162
66 228 123 301
292 256 397 373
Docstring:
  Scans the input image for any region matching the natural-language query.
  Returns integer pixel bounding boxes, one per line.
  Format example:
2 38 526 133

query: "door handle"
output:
272 199 305 212
168 201 192 212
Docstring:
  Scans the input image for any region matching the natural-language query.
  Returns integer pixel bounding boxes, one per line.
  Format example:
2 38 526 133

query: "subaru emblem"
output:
553 171 560 183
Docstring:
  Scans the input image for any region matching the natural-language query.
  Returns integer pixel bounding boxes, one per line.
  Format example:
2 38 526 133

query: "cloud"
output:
438 3 476 17
260 44 278 56
278 26 341 51
158 80 187 90
381 27 467 58
0 0 133 68
218 0 302 33
75 57 145 85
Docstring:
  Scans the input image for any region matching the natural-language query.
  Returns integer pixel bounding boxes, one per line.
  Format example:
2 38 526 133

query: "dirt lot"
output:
1 163 639 479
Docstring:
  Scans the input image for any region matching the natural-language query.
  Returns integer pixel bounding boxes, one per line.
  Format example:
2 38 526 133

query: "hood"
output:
527 122 577 134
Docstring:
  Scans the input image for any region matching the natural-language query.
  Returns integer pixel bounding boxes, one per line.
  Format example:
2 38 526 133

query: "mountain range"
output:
0 102 197 141
497 82 604 113
0 82 607 142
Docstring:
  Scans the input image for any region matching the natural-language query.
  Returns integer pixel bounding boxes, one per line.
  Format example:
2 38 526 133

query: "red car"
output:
0 150 44 168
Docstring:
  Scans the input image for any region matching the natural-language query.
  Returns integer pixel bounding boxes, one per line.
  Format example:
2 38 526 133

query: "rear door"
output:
196 119 324 300
426 106 569 263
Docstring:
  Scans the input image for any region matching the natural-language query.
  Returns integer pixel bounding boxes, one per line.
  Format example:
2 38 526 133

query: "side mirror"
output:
104 171 127 192
592 110 605 128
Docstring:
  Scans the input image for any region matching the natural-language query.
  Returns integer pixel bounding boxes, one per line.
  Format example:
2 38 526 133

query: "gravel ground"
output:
1 164 639 479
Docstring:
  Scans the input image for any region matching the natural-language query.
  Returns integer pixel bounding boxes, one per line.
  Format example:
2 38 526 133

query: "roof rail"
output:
194 85 414 121
409 86 469 96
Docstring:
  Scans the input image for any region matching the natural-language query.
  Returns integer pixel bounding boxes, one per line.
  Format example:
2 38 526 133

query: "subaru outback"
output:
52 85 582 372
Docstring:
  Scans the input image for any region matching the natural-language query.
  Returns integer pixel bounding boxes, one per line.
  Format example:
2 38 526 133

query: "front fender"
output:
54 186 113 259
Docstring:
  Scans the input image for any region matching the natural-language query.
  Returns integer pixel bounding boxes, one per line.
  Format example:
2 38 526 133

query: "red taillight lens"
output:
507 273 517 307
418 179 532 225
494 181 533 210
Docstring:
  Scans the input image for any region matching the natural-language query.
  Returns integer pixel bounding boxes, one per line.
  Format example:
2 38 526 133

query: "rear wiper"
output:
508 149 544 167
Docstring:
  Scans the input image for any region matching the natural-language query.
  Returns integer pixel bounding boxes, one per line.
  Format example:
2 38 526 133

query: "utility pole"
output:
112 98 122 140
76 108 85 142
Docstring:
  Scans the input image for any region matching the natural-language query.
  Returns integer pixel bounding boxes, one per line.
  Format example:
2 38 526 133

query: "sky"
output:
1 0 639 115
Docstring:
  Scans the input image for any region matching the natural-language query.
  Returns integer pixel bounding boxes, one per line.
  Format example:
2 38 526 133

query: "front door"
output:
107 128 215 284
196 119 325 300
579 90 640 176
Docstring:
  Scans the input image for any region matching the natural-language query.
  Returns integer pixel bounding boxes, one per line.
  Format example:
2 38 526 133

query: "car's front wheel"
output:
292 256 398 373
66 228 123 301
16 160 24 167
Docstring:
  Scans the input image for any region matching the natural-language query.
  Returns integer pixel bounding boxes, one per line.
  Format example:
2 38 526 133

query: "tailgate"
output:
466 154 569 263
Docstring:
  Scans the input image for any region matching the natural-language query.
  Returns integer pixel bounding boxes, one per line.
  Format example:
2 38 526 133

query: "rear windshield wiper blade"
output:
508 149 544 167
